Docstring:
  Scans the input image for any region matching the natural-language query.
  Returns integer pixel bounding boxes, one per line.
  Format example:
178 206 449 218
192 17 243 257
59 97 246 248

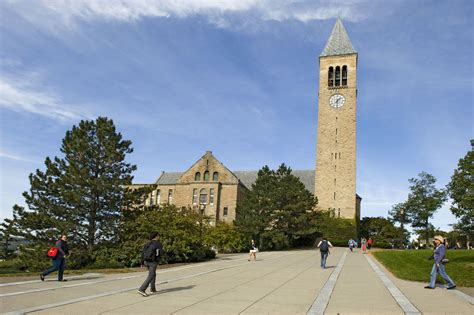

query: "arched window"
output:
213 172 219 181
328 66 334 87
342 65 348 86
192 188 198 204
204 171 210 181
195 172 201 181
150 190 155 206
157 189 161 204
199 188 207 205
335 66 341 87
209 188 215 205
168 189 173 204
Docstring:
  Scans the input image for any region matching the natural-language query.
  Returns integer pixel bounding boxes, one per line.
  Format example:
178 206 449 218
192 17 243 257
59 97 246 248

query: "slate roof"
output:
155 172 183 185
153 170 315 192
320 18 356 57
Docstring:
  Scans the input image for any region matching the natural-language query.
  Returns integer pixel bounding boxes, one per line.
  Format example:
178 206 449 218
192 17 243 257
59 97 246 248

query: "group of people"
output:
40 233 456 295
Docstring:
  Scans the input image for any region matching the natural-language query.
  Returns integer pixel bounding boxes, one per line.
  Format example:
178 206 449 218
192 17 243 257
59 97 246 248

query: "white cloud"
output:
0 149 40 163
5 0 369 33
0 71 91 122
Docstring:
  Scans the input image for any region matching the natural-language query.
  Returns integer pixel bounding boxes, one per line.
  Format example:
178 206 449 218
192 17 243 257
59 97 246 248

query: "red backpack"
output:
47 247 58 258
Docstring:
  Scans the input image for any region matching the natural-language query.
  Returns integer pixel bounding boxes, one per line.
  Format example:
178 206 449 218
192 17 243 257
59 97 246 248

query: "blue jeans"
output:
42 257 66 280
320 252 328 268
429 263 455 288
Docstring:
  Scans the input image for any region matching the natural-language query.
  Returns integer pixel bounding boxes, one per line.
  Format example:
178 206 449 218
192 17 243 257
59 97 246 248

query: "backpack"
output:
143 242 156 262
320 240 329 252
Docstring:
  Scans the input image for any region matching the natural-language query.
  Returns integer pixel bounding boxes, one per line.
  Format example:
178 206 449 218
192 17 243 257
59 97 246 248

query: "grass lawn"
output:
372 249 474 287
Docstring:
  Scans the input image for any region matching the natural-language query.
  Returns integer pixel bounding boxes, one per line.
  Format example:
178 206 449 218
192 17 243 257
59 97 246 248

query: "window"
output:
204 171 210 181
192 188 198 204
338 208 341 218
209 188 214 205
199 188 207 205
334 178 336 185
195 172 201 181
157 189 161 204
336 128 338 135
223 207 228 216
339 153 341 159
213 172 219 181
335 66 341 86
331 153 333 159
334 192 336 200
150 190 155 206
342 65 348 86
328 66 334 87
168 189 173 204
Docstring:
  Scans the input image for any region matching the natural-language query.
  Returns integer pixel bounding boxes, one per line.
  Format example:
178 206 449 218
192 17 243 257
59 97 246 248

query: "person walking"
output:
317 237 333 269
40 234 69 282
138 231 163 297
424 235 456 290
248 239 258 261
361 238 367 254
367 238 373 250
348 239 355 252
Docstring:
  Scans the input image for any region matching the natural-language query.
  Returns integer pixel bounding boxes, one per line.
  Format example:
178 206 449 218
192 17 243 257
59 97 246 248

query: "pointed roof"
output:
320 18 356 57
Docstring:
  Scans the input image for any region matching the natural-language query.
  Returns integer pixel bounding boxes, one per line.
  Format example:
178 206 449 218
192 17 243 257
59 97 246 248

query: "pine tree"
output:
235 164 317 249
12 117 137 253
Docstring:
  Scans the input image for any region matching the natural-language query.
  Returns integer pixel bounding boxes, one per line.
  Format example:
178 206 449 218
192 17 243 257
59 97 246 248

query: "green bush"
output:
261 230 289 250
0 258 27 274
204 222 247 253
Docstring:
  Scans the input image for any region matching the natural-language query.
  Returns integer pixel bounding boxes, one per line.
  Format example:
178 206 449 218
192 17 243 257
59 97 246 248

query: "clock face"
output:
329 94 345 108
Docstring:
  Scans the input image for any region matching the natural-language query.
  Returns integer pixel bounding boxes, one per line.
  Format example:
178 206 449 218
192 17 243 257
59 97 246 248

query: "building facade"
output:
132 19 361 222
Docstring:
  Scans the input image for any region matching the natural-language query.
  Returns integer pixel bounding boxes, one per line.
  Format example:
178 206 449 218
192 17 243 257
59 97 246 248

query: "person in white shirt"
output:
317 237 333 269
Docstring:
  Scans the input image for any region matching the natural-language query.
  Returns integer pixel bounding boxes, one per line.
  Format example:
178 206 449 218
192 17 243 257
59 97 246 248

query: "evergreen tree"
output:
12 117 137 253
446 147 474 245
235 164 317 249
405 172 447 246
0 217 15 259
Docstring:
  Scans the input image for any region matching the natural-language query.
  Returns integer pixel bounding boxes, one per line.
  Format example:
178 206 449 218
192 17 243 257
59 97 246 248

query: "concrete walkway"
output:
0 248 472 314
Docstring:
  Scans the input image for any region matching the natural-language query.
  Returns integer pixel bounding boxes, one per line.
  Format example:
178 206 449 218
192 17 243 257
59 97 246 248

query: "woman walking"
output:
424 235 456 290
40 234 69 282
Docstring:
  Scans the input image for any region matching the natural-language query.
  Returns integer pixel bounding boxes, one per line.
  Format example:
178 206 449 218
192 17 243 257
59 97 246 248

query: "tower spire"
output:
320 18 356 57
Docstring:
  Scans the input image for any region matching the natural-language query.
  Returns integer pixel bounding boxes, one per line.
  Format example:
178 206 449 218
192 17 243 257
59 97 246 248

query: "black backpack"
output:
143 242 156 262
320 240 329 252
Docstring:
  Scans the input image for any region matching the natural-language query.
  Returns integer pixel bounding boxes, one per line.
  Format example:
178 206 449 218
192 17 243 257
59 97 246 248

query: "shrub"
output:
204 223 247 253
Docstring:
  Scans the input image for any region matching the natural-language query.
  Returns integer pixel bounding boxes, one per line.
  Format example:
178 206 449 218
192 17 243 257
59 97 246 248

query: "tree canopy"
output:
446 147 473 241
10 117 138 253
235 164 318 249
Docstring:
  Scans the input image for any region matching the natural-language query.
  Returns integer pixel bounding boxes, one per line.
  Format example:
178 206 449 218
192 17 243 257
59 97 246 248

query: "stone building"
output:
131 18 361 223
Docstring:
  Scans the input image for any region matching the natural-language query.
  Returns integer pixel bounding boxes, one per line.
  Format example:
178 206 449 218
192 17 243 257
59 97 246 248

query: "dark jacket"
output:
141 240 163 264
54 239 69 259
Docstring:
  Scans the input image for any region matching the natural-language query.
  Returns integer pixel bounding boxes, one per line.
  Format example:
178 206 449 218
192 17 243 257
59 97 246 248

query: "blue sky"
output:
0 0 472 232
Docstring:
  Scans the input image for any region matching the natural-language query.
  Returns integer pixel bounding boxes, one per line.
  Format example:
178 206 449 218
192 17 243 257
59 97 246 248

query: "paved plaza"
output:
1 248 472 314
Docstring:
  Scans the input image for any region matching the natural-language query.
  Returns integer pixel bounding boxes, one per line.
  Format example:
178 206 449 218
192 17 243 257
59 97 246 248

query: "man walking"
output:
424 235 456 290
138 231 163 297
40 234 69 282
317 237 333 269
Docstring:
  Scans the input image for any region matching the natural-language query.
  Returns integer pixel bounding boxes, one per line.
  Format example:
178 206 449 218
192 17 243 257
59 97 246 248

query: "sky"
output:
0 0 472 233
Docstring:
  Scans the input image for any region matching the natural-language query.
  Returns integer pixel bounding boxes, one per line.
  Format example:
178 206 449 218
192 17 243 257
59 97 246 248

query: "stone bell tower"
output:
315 18 358 219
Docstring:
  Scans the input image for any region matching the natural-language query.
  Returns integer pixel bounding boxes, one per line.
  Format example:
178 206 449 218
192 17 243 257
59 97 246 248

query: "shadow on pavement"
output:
154 285 196 295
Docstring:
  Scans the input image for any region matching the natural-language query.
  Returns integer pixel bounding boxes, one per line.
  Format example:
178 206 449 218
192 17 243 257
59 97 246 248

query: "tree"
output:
360 216 400 247
388 202 411 248
12 117 137 254
0 218 15 259
235 164 318 249
405 172 447 246
446 147 473 247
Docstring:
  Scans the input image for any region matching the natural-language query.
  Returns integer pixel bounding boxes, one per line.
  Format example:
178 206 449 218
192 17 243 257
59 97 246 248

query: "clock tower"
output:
315 18 358 219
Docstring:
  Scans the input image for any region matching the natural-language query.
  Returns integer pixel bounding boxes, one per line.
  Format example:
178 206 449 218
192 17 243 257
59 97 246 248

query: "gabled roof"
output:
320 18 356 57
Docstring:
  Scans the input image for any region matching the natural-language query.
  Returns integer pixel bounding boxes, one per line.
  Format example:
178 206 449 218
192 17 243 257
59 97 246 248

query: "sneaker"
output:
424 286 434 289
150 289 157 294
40 274 45 282
137 290 148 297
58 279 68 282
447 285 457 290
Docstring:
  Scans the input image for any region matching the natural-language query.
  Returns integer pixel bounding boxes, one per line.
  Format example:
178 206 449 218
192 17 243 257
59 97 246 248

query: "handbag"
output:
47 247 58 258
